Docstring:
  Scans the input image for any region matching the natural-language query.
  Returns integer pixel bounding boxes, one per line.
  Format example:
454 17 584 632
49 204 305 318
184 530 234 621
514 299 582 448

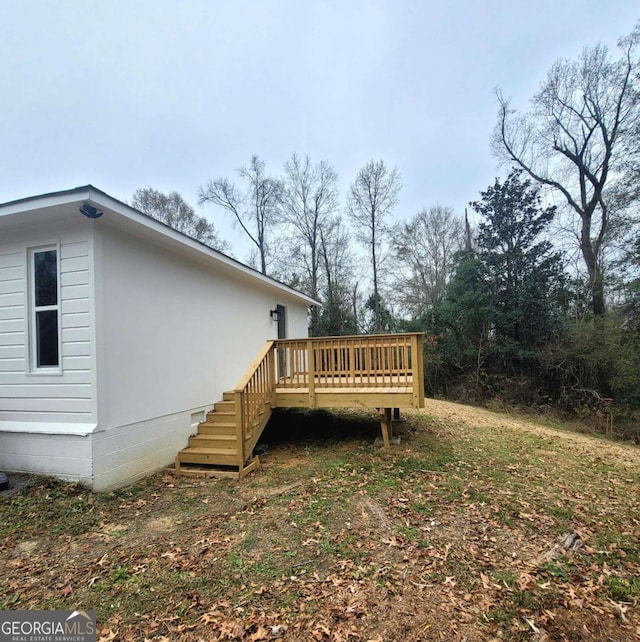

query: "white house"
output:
0 186 317 490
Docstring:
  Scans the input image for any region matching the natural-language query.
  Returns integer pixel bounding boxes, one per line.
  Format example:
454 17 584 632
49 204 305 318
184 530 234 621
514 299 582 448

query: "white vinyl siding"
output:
0 251 25 375
0 231 95 425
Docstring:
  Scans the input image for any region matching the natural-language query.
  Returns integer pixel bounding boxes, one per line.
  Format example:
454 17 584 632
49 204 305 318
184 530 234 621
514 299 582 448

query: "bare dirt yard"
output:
1 401 639 641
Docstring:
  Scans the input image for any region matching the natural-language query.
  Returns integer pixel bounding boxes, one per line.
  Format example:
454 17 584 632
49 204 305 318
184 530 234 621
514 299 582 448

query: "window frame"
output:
27 243 62 375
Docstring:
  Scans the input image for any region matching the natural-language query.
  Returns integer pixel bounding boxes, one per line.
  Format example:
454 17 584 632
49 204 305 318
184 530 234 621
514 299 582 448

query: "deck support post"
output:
411 334 425 408
380 407 392 448
307 339 316 408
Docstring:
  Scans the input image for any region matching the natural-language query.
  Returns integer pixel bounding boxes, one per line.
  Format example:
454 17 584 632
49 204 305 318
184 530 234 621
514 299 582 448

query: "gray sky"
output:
1 0 637 256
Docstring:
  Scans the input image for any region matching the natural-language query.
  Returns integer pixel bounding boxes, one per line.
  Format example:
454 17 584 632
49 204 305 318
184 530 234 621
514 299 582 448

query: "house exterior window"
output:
29 246 60 370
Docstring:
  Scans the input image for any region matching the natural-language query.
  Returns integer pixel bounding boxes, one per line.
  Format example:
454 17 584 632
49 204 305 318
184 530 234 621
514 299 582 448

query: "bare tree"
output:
392 205 464 318
198 155 281 275
280 153 339 309
493 23 640 315
315 217 359 336
131 187 227 251
347 159 401 332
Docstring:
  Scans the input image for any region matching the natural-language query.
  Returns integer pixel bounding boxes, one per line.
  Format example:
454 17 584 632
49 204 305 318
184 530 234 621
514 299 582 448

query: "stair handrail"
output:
234 340 276 391
233 340 277 466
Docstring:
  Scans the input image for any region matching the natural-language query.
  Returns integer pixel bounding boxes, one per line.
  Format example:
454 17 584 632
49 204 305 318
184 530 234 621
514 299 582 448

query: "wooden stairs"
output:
174 391 263 479
173 333 425 481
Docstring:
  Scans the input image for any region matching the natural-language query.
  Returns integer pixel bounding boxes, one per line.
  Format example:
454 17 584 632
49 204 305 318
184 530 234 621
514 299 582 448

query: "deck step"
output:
175 465 240 479
174 457 260 480
189 434 236 449
177 447 238 467
175 379 271 480
198 421 236 435
206 410 236 423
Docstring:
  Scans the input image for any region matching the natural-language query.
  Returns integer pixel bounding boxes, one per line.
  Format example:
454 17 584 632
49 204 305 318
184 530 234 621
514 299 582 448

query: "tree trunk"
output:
580 217 606 315
372 241 380 332
591 271 606 316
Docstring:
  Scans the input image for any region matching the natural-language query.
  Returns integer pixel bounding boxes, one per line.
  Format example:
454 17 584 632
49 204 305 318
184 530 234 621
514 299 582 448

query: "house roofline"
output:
0 185 97 209
0 185 321 308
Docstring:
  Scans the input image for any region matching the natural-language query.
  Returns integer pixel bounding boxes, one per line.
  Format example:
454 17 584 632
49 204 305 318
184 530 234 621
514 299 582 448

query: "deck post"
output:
234 390 245 466
268 346 276 404
380 408 392 447
349 339 356 381
411 334 425 408
307 339 316 408
416 334 425 407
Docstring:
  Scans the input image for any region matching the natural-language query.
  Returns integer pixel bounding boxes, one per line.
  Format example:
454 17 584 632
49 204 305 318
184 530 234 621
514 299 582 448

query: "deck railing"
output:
276 333 424 387
276 333 425 408
233 333 425 464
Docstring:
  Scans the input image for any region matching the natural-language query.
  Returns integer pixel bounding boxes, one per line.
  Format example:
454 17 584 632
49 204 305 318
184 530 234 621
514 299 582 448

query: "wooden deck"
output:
176 333 425 478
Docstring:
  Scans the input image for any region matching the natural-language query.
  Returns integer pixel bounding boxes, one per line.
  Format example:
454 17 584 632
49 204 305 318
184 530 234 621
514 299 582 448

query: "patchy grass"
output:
1 401 639 641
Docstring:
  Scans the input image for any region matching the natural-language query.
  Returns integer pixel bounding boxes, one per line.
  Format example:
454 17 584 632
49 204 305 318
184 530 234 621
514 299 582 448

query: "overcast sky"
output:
0 1 637 257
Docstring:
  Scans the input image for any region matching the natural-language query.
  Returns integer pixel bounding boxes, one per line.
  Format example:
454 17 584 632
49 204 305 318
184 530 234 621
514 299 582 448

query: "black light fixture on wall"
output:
270 308 279 322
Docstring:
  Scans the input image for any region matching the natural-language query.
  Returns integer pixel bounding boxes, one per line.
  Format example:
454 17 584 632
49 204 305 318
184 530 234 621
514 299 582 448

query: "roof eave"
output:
0 185 320 308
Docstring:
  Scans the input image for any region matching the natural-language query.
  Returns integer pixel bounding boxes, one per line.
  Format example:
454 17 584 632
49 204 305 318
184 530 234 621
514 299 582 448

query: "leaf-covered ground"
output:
1 400 639 641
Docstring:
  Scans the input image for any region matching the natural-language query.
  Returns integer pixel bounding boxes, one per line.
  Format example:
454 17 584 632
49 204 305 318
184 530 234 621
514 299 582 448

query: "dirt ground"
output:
425 398 640 471
1 401 639 641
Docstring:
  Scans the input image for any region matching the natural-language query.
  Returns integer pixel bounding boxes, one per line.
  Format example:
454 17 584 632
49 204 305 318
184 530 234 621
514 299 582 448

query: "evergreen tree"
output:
470 170 564 368
433 250 494 388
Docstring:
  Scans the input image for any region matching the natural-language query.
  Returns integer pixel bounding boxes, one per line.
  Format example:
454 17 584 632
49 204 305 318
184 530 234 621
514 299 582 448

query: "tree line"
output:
132 22 640 437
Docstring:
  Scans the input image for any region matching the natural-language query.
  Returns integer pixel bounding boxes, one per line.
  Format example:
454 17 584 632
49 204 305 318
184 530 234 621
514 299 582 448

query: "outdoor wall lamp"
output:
270 308 279 322
79 203 103 219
